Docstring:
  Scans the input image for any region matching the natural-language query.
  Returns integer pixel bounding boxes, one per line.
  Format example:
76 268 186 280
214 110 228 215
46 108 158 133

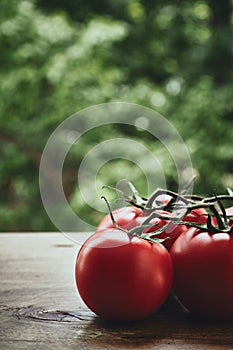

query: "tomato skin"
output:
142 212 186 251
170 227 233 320
145 207 210 250
183 208 208 225
75 229 173 322
97 206 186 251
96 206 143 232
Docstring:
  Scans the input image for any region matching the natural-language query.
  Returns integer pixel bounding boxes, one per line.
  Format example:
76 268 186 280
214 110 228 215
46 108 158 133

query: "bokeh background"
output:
1 0 232 232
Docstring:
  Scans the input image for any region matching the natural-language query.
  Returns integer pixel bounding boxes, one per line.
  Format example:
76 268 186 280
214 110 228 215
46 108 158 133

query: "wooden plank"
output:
0 233 233 349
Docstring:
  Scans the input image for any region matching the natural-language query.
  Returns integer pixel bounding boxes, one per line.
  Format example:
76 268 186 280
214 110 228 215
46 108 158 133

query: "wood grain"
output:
1 233 233 349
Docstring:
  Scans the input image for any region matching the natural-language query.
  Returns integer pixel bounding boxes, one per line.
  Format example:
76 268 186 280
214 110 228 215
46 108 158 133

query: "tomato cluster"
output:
75 184 233 322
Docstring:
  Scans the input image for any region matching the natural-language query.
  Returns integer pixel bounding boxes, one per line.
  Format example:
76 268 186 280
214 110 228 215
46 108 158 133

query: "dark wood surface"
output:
1 232 233 350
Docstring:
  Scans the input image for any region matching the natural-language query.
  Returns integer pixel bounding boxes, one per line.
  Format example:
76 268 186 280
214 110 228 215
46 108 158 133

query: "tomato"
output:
183 208 208 225
183 208 221 229
170 227 233 320
141 211 186 251
145 207 209 250
97 206 186 251
75 228 173 322
96 206 143 232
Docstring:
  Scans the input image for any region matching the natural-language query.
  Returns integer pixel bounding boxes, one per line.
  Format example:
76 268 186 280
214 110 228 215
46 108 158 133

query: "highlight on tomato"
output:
226 206 233 225
75 228 174 322
226 206 233 216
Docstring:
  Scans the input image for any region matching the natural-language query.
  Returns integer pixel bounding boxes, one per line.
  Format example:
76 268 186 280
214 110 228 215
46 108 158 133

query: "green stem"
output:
101 196 128 233
203 195 233 203
145 188 192 210
209 204 225 230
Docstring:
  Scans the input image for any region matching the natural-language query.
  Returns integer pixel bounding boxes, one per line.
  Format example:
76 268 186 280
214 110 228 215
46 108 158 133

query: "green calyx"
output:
102 182 233 240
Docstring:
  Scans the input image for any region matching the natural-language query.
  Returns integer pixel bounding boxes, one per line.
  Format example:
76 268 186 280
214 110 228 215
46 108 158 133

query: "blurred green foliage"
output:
0 0 232 231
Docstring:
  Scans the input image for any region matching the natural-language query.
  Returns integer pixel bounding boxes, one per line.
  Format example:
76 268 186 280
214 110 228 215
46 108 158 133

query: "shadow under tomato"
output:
76 294 233 349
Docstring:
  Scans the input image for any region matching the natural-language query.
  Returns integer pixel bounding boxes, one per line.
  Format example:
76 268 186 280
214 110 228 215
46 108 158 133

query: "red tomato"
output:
97 206 186 251
141 211 186 251
183 208 220 228
75 228 173 322
96 206 143 232
170 227 233 320
183 208 208 225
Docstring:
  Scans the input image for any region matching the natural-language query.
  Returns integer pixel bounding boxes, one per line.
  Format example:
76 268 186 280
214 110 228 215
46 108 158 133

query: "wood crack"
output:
14 305 94 323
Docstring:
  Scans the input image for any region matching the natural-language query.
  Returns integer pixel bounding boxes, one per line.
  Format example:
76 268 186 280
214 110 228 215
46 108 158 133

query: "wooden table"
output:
1 232 233 350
